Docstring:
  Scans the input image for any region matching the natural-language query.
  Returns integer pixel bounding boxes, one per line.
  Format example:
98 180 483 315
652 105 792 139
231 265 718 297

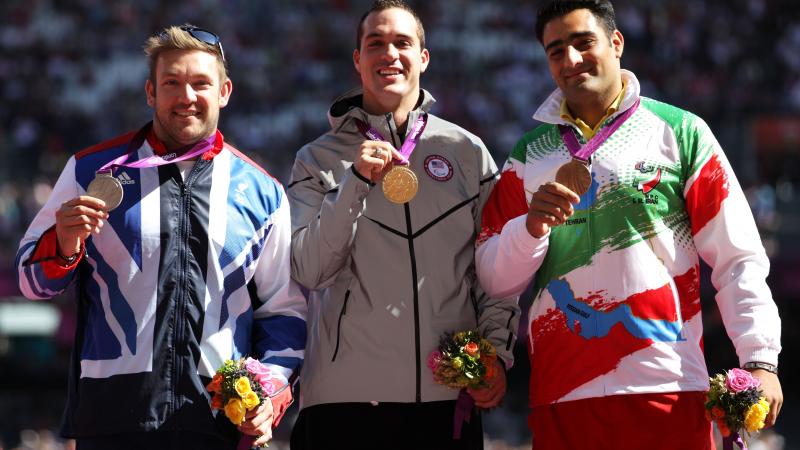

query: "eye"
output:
576 39 595 51
548 48 564 60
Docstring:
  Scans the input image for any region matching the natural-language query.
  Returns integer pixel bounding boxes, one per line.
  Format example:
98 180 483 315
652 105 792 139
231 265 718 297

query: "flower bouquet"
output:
427 330 497 439
705 368 770 450
207 357 281 449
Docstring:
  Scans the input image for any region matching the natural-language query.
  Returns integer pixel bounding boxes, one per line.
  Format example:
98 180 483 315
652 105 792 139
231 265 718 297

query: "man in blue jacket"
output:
16 24 306 450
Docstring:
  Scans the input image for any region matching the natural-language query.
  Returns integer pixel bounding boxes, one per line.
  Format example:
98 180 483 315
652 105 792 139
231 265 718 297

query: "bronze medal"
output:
555 159 592 196
382 166 418 204
87 173 123 211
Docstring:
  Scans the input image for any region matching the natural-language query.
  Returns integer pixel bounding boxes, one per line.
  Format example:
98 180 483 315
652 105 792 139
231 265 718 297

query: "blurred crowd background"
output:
0 0 798 449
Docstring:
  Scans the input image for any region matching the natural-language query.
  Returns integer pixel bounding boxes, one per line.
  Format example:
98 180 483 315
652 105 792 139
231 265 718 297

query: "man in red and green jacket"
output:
475 1 783 449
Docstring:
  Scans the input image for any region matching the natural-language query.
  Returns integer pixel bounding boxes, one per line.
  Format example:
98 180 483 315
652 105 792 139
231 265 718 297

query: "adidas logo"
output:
118 172 136 185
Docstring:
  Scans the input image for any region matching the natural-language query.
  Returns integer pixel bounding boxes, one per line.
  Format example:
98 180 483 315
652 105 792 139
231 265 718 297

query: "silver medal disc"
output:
87 174 124 211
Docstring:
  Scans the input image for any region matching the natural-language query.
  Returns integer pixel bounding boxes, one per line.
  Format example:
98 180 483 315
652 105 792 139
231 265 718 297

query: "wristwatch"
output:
742 361 778 375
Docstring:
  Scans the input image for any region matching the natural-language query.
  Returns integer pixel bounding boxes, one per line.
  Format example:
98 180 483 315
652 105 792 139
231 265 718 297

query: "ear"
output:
419 48 430 74
145 79 156 107
612 29 624 58
353 48 362 74
218 78 233 108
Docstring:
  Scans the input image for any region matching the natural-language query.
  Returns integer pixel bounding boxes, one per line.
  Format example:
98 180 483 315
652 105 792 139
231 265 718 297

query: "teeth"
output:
176 111 197 117
379 69 401 75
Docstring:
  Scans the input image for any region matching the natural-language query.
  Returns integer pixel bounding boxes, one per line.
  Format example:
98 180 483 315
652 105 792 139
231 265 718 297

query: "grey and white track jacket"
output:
288 88 520 408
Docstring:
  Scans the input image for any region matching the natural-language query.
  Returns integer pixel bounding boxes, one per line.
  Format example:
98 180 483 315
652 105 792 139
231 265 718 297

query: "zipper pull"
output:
384 113 399 148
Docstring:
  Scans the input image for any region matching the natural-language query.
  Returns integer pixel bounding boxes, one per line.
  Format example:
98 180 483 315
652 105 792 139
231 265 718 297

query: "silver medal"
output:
87 173 123 211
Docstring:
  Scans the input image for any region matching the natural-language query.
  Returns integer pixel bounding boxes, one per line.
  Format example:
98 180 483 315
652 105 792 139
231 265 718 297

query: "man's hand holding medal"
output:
526 100 643 238
354 139 405 183
352 115 427 204
55 195 109 261
525 181 581 239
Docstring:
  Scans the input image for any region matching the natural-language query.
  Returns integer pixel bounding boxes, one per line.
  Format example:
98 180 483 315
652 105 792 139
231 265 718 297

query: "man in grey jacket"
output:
287 1 519 449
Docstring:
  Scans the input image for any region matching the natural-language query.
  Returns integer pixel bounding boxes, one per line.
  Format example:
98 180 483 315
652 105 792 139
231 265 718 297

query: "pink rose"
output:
725 368 760 393
244 357 273 391
427 351 443 370
260 378 277 397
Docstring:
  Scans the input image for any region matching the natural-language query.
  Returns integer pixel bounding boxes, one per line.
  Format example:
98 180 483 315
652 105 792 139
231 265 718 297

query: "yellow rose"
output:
224 398 246 425
242 390 261 410
744 399 769 432
235 376 252 397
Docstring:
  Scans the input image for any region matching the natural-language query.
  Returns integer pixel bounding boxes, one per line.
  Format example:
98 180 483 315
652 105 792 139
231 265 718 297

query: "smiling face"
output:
353 7 429 116
542 8 623 108
145 49 232 150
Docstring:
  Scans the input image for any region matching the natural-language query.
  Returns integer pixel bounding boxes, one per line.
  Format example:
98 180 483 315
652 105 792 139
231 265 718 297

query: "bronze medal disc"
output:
382 166 419 204
555 159 592 196
87 174 123 211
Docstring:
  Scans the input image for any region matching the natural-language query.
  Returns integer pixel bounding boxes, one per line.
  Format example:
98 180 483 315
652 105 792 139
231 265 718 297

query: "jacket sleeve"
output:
288 149 372 290
683 118 781 366
475 140 550 300
251 190 308 384
471 142 521 368
16 156 84 300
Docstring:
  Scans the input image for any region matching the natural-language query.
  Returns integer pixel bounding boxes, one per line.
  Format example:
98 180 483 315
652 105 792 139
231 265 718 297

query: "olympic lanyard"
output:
353 113 428 164
558 99 640 162
96 122 219 176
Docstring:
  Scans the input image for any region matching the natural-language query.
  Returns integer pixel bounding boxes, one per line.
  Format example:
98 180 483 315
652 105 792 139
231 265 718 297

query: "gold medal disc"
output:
555 159 592 196
87 174 124 211
382 166 418 204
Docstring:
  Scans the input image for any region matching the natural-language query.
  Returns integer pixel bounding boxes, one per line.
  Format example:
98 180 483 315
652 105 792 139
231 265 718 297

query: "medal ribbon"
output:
558 99 640 162
96 122 220 175
722 432 747 450
353 113 428 165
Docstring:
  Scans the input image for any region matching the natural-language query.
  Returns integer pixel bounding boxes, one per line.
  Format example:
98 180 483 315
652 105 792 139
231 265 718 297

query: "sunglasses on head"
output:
162 25 226 63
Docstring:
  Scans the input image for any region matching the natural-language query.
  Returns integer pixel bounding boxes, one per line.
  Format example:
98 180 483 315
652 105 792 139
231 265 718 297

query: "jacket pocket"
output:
469 288 479 322
331 289 350 362
505 309 516 352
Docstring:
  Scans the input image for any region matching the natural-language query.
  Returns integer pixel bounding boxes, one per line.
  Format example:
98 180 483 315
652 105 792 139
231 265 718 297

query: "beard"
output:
152 108 218 150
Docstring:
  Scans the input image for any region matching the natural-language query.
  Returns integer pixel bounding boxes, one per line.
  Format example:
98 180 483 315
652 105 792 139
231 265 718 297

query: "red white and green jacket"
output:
475 70 781 406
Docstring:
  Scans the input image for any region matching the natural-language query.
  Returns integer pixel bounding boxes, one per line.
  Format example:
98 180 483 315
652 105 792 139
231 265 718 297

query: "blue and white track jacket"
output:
15 124 307 439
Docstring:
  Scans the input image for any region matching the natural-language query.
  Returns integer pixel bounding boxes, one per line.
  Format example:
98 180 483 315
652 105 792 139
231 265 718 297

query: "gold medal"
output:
87 173 123 211
382 166 418 204
555 159 592 196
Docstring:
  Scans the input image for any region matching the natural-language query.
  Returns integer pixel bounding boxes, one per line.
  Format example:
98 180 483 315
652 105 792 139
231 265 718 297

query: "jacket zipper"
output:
385 113 399 148
386 112 422 402
331 290 350 361
404 203 422 403
170 163 201 416
586 153 598 357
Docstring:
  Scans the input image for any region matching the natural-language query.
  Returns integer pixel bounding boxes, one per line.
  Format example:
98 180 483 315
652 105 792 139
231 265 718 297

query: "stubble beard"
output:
154 109 216 150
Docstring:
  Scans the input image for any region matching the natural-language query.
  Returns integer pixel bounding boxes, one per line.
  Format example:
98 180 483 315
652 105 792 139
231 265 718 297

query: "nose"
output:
381 43 399 61
179 84 197 103
564 46 583 68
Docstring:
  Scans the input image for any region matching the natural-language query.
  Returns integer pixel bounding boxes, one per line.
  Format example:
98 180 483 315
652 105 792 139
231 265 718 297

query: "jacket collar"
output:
327 87 436 135
144 123 224 161
533 69 641 126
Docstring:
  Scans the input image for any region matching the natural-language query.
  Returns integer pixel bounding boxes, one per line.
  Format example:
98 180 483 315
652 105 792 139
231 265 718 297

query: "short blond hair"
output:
143 24 228 84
